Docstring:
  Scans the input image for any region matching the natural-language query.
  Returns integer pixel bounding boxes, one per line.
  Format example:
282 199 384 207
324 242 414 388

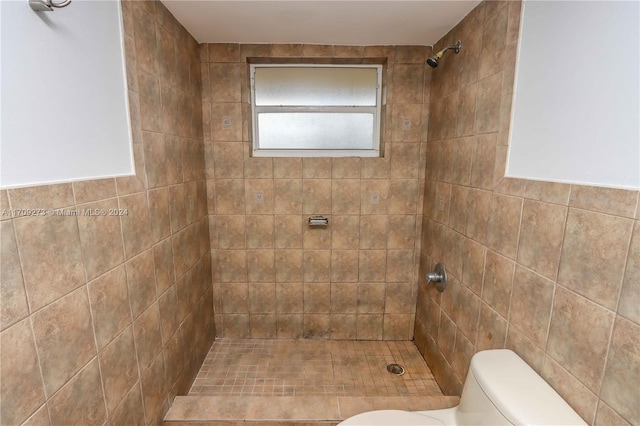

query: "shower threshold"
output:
164 339 459 425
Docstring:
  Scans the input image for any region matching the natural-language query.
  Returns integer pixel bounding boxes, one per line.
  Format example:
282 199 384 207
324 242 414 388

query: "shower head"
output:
426 54 441 68
426 40 462 68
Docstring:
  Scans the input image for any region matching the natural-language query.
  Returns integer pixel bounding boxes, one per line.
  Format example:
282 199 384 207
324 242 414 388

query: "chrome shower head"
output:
426 40 462 68
426 55 440 68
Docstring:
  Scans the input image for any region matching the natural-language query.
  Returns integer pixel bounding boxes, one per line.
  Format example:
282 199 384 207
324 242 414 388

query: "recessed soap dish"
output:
308 216 329 226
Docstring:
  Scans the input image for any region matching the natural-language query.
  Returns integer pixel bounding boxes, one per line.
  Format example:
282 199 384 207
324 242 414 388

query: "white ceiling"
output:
161 1 481 46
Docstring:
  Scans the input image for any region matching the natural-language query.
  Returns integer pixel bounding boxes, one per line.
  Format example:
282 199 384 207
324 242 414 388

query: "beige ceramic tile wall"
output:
0 2 214 425
202 44 432 340
413 1 640 425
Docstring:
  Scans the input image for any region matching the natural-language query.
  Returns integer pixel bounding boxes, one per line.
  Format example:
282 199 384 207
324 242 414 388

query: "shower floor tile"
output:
189 339 443 397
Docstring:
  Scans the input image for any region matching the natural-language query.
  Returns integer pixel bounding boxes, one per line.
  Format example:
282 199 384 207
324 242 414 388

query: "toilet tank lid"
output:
470 350 587 426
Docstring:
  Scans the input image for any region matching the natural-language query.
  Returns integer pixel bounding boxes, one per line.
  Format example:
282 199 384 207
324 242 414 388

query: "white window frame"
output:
250 64 383 157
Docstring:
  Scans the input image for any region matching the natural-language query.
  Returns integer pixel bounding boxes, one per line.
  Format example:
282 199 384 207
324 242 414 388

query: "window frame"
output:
250 63 383 158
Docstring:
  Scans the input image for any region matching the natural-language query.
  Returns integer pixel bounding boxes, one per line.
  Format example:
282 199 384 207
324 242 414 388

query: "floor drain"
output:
386 363 405 376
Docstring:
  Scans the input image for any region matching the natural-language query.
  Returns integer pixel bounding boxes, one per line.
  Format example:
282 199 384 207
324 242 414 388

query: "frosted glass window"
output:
255 67 378 106
258 113 374 150
250 64 382 157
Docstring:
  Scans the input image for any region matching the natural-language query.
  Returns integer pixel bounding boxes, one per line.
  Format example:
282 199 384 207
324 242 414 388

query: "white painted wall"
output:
507 0 640 189
1 0 133 188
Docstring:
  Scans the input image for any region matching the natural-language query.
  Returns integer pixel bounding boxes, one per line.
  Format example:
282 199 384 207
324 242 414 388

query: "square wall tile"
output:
88 266 131 350
330 314 357 339
275 250 303 283
211 103 242 141
474 72 503 135
246 215 274 249
212 142 243 179
218 250 247 282
456 284 480 344
449 185 469 234
73 178 117 205
470 134 497 191
389 180 420 214
357 314 383 340
244 179 274 215
220 283 249 313
619 222 640 324
0 222 29 331
358 250 387 282
274 180 303 214
303 314 330 339
77 199 125 281
541 355 598 424
505 326 545 374
250 314 277 338
209 63 242 102
247 250 275 282
386 250 415 283
277 314 303 339
304 283 331 314
9 183 74 211
461 237 486 296
465 189 491 244
14 215 86 312
383 314 413 340
276 283 303 313
360 180 389 215
332 215 360 249
108 384 145 426
274 216 302 249
133 303 162 373
331 250 358 282
547 286 615 392
48 359 106 425
558 209 633 310
303 223 331 250
148 187 171 243
98 327 138 413
332 180 361 215
510 266 555 348
217 215 246 249
360 216 388 249
332 158 362 179
600 317 640 425
140 353 168 424
479 5 508 79
523 180 571 205
118 192 153 259
486 193 522 260
303 179 332 214
481 250 514 317
273 158 303 179
125 250 157 319
331 283 358 314
153 238 175 295
476 303 507 351
517 200 566 280
569 185 638 219
594 402 631 426
32 288 97 397
249 283 276 314
0 319 46 425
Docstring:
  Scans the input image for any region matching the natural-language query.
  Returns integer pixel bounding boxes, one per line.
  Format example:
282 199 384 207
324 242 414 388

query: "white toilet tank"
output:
456 350 586 426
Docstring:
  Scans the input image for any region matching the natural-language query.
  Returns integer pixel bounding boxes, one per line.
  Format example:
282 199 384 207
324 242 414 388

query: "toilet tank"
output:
455 350 587 426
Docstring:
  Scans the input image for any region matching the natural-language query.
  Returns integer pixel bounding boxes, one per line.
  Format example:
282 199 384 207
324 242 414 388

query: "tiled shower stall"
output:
203 42 431 341
1 0 638 425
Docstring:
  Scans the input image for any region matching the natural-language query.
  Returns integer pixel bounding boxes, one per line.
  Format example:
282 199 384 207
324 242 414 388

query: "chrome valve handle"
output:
426 263 447 293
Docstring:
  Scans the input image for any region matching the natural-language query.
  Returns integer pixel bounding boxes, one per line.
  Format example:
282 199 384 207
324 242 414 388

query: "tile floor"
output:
189 339 443 397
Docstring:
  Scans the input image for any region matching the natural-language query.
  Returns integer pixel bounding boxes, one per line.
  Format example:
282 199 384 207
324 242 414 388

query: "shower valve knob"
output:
426 263 447 292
